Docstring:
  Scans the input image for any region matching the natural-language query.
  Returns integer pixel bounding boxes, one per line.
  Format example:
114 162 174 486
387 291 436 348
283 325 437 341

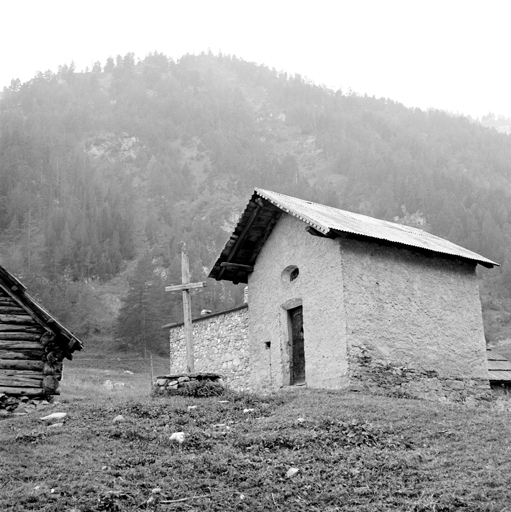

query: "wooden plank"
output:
0 349 44 360
220 262 254 272
0 332 42 341
0 340 42 350
0 386 50 397
165 281 206 293
0 304 26 311
0 309 29 316
0 376 43 387
0 369 44 378
488 360 511 370
0 284 52 333
0 324 42 333
0 314 36 325
216 199 264 281
0 360 44 371
0 297 18 303
489 370 511 381
182 252 194 373
247 212 281 266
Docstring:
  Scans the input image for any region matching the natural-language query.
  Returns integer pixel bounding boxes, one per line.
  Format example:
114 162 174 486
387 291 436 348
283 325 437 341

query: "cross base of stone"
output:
152 373 225 397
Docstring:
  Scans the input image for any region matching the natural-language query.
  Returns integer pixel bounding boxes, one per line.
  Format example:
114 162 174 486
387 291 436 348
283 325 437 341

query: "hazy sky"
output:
2 0 510 119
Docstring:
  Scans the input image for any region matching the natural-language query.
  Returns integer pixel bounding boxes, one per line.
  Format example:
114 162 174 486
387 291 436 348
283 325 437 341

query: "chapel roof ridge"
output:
254 188 498 268
208 188 498 284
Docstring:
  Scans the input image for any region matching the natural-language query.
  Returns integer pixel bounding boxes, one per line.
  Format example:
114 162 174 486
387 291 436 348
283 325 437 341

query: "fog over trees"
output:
1 51 510 352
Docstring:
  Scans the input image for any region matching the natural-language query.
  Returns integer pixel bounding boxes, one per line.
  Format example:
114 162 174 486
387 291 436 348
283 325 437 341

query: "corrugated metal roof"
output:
255 188 498 268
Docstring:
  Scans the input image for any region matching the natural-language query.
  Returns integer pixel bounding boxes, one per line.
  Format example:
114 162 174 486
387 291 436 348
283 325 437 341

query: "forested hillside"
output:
1 51 510 353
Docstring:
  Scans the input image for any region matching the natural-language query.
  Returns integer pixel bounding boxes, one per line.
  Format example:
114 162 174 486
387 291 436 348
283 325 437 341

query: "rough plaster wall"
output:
341 238 490 400
248 214 349 391
169 307 250 390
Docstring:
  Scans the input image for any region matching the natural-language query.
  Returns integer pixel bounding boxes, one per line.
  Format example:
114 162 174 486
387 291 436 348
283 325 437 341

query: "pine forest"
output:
1 51 511 354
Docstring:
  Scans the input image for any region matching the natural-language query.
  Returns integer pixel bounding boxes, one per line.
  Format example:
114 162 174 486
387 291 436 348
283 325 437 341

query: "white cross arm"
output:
165 281 207 293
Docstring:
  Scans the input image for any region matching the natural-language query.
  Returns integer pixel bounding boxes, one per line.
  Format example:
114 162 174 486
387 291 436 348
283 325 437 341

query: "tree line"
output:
1 51 510 349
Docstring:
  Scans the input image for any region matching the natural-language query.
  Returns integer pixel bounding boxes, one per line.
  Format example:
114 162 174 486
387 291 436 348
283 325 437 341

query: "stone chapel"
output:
166 188 498 400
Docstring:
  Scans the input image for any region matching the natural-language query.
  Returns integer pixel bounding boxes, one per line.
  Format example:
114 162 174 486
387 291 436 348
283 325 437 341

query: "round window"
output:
281 265 299 282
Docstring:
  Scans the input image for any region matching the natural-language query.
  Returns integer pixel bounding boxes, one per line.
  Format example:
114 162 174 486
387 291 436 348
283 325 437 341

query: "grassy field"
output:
2 359 511 511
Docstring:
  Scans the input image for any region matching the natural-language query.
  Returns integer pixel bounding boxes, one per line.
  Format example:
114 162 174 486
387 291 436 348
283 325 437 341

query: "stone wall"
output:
341 237 491 400
247 213 349 392
168 305 250 390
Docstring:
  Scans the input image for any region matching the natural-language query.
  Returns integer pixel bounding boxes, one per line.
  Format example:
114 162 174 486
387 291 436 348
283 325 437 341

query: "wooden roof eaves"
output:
208 194 282 283
0 266 83 355
489 370 511 382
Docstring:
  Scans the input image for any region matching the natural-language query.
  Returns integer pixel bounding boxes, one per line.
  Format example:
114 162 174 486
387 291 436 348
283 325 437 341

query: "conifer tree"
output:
115 251 167 356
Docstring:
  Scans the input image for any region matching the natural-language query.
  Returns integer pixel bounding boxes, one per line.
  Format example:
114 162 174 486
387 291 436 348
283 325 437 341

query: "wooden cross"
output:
165 250 206 373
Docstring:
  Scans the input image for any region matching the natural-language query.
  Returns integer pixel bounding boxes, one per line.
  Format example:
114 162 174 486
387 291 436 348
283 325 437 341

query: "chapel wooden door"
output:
290 306 305 385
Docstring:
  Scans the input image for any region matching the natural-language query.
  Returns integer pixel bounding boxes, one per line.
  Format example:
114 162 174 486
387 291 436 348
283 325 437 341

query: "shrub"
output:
181 380 225 398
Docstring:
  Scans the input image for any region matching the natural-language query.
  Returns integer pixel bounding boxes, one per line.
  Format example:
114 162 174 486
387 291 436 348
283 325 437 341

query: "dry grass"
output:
2 362 511 511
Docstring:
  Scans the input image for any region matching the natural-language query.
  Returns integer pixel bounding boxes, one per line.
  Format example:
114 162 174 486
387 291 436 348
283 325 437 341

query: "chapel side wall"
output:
248 214 349 392
169 307 250 390
341 238 490 400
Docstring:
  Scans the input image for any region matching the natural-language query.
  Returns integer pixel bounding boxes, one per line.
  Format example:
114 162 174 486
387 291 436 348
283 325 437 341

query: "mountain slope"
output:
1 52 510 344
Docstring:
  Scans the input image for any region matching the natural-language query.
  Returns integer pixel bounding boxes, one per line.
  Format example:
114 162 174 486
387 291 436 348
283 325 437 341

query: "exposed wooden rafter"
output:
216 198 265 281
220 262 255 272
305 226 335 238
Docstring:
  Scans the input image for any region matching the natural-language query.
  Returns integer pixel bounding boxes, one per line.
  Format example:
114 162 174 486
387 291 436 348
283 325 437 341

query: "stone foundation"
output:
349 344 491 401
0 393 53 416
152 373 224 396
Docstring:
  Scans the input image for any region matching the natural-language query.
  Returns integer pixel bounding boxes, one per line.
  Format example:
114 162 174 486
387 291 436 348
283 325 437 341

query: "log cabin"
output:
0 265 83 398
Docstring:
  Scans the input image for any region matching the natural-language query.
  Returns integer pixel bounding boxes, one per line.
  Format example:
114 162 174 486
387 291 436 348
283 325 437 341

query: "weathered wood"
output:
0 359 44 371
0 314 36 325
305 226 335 238
0 284 54 334
46 352 57 363
247 212 281 266
166 250 208 373
0 340 42 350
0 369 44 378
220 262 254 272
0 302 17 308
216 199 264 281
43 362 63 375
0 271 26 292
0 375 43 387
42 375 59 392
0 386 48 397
165 282 206 293
0 332 42 341
182 252 194 373
0 324 42 333
0 306 27 314
0 349 44 360
40 331 55 347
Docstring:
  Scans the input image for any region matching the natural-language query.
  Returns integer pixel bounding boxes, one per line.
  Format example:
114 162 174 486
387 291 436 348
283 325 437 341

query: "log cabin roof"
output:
487 349 511 382
0 265 83 357
209 188 499 284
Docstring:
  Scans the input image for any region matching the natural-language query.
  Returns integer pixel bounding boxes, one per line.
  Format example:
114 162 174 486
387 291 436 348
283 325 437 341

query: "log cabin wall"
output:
0 287 62 397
